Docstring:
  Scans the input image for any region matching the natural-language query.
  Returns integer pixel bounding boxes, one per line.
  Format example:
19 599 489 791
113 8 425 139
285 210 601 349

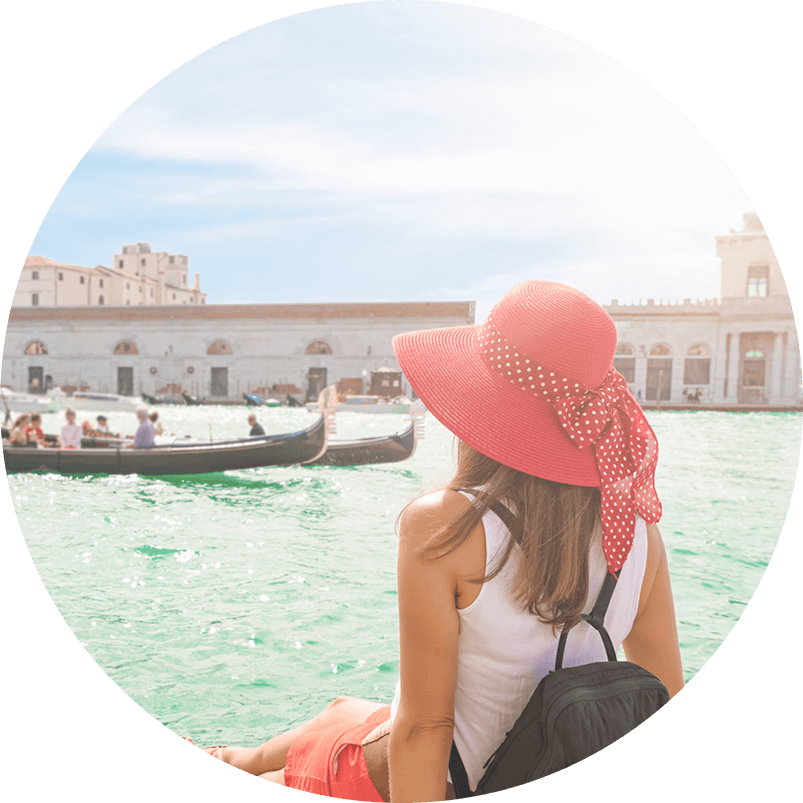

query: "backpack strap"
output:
449 741 474 798
555 569 621 670
455 487 517 534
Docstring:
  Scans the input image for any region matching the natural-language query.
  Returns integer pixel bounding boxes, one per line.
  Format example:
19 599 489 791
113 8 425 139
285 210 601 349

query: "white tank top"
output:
390 496 648 791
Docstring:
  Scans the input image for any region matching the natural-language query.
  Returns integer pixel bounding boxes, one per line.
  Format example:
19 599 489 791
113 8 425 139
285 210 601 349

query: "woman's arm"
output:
622 523 685 697
389 491 479 803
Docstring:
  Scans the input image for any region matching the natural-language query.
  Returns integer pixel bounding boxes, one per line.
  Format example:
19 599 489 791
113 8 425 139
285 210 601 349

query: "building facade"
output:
605 213 800 407
12 243 206 309
2 301 475 401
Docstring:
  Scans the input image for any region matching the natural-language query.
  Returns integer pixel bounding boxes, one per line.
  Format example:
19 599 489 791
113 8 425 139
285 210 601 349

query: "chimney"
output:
194 273 201 290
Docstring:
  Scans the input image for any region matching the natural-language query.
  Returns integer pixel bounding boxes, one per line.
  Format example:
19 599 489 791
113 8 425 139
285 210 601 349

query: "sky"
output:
27 1 753 322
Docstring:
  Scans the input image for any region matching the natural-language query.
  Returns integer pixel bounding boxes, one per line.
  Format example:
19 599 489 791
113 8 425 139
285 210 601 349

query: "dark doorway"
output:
739 332 773 404
117 367 134 397
28 366 44 394
211 367 229 398
306 367 327 401
646 359 672 401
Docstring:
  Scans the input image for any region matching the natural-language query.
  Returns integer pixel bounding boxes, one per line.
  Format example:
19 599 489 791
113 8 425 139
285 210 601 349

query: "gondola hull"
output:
310 419 418 466
3 415 328 476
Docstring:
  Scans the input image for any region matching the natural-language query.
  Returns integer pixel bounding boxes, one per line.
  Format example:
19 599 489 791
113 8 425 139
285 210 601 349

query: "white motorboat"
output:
0 389 62 415
306 395 418 415
66 391 141 413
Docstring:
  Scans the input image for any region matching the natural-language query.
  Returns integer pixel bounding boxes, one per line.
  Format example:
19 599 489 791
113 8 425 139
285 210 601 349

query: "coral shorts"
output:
284 706 390 801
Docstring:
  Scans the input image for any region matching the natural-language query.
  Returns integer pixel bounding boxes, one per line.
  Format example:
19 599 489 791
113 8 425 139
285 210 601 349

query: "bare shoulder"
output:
399 490 475 546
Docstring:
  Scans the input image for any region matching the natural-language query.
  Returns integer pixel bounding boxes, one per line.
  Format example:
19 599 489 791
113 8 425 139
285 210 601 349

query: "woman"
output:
60 407 82 449
9 414 32 446
191 281 684 801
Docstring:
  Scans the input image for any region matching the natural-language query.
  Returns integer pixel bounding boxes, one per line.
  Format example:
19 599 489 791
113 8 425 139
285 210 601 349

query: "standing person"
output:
189 281 684 801
247 413 265 437
25 413 45 447
132 406 155 448
60 408 82 449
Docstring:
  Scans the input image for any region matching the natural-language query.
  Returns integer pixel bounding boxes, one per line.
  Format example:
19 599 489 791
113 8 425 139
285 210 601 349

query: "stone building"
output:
12 243 206 308
605 213 800 407
2 301 474 401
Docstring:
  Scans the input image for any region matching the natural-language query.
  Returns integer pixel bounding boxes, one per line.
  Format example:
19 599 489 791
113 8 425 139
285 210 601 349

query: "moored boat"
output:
2 415 329 476
309 417 420 466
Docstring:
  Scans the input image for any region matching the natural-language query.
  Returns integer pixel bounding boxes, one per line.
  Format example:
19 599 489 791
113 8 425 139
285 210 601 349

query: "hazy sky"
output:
29 2 751 322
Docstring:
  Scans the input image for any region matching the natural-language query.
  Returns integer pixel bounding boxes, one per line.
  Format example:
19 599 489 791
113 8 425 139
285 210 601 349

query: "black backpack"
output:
449 495 670 797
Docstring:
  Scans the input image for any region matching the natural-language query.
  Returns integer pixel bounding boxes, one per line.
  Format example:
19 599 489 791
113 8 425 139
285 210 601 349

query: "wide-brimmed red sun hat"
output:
393 280 662 574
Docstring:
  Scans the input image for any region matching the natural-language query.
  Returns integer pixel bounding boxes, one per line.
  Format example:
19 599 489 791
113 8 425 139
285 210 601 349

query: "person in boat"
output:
25 413 46 447
189 281 684 801
9 414 35 447
60 407 82 449
93 415 121 438
247 413 265 437
132 406 155 448
149 410 164 437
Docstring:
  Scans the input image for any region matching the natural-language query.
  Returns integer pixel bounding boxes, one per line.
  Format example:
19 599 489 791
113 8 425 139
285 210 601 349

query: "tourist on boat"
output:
132 406 155 448
25 413 46 447
149 410 164 436
94 415 120 437
189 281 684 801
247 413 265 437
9 414 34 447
60 408 82 449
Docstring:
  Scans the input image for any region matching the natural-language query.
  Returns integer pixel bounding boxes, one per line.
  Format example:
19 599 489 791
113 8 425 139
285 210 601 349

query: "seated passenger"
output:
248 413 265 437
149 410 164 436
132 406 155 448
10 414 34 446
25 413 46 447
60 408 83 449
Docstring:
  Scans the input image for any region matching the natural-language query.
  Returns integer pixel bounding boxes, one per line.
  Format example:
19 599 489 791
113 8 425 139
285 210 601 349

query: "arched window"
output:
684 343 711 385
98 295 105 306
305 340 332 355
649 343 671 356
24 341 48 355
113 340 138 355
207 340 233 355
745 349 764 358
613 343 635 383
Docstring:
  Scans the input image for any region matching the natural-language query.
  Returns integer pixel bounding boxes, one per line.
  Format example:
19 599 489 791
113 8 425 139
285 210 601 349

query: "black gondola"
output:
182 393 206 406
309 418 419 466
2 415 328 476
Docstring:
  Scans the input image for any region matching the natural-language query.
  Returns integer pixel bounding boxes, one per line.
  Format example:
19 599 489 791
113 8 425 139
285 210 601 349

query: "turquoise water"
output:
6 407 801 747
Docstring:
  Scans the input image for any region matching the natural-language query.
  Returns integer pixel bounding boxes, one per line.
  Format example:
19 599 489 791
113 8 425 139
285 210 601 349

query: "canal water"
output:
5 406 800 748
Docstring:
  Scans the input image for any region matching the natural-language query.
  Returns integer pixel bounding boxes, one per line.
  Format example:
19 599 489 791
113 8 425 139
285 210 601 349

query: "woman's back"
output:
450 499 647 788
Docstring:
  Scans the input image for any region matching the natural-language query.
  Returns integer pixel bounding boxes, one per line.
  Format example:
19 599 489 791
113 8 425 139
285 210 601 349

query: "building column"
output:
769 332 785 403
783 329 801 403
723 331 741 404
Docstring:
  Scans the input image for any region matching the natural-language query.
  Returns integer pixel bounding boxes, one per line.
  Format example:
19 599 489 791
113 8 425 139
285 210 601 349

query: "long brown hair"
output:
421 440 601 632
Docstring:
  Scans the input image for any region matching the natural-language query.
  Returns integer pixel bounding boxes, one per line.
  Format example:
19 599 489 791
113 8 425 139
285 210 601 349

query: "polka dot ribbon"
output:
481 317 662 574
